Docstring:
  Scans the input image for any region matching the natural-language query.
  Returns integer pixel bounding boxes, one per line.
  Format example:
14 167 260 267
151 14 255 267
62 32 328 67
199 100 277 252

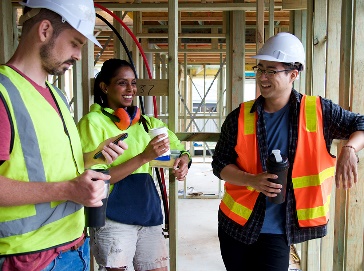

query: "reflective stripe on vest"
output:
52 84 70 111
292 96 335 227
220 96 335 228
219 100 261 226
0 74 82 238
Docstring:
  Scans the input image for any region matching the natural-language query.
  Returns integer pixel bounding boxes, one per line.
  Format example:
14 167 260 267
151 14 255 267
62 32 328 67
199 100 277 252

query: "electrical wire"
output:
94 3 157 117
95 13 146 115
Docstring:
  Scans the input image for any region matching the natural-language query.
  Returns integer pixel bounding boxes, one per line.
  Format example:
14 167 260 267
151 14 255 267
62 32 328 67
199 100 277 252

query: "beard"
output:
39 37 75 76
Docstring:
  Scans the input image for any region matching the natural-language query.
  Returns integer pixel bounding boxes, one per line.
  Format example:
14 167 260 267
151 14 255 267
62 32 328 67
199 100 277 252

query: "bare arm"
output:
220 164 282 198
335 131 364 189
343 130 364 152
0 170 110 207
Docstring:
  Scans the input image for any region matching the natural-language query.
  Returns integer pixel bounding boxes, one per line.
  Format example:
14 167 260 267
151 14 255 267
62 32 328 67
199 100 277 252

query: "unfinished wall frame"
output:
4 1 364 270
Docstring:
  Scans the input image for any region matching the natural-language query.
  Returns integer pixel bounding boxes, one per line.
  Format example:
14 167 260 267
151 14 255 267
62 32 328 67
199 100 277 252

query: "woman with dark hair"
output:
77 58 191 271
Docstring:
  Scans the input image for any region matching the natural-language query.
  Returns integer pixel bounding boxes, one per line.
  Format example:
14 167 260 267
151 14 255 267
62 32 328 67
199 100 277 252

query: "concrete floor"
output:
169 158 226 270
91 159 223 271
167 158 302 271
176 198 225 271
92 158 301 270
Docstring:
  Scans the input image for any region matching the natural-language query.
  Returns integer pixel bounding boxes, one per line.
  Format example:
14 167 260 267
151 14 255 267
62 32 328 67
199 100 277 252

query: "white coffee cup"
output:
148 127 171 156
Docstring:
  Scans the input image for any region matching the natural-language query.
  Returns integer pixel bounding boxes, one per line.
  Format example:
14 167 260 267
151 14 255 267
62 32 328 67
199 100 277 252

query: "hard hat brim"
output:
251 54 287 62
87 34 102 48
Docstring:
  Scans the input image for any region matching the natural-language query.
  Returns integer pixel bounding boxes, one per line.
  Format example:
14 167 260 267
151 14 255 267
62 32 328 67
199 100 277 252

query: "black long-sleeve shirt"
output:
212 89 364 245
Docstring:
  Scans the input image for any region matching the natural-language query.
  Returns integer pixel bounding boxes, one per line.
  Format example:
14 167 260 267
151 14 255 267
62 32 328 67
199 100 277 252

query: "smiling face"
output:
102 66 137 110
255 60 298 111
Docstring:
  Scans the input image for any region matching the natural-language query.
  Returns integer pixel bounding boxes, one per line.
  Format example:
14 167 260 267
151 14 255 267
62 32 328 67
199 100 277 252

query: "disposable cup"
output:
148 127 171 157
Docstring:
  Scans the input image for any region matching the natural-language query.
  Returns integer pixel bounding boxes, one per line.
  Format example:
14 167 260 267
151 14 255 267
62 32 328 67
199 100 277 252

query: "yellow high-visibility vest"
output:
0 66 85 255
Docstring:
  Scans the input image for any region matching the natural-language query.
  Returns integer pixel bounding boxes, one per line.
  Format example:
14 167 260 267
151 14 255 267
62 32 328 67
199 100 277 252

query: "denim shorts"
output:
90 219 168 271
0 257 4 269
42 237 90 271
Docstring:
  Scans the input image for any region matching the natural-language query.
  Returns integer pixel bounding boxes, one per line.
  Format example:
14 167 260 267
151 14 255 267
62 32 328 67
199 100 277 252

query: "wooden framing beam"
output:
168 0 179 270
344 1 364 270
282 0 308 10
141 13 290 22
0 1 15 63
96 3 256 12
321 0 341 268
81 42 94 115
229 10 246 110
175 132 220 142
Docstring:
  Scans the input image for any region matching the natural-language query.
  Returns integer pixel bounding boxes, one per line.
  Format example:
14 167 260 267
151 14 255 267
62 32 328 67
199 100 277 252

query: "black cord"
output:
96 13 146 115
95 14 136 74
155 167 169 237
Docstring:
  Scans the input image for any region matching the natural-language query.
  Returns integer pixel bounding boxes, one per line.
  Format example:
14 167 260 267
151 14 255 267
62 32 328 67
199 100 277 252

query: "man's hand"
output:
335 146 358 189
84 134 128 168
248 172 282 198
220 164 282 197
67 170 110 207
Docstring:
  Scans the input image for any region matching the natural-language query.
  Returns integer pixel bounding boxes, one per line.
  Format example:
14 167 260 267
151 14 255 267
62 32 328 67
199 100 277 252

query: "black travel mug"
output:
84 169 110 228
266 150 289 204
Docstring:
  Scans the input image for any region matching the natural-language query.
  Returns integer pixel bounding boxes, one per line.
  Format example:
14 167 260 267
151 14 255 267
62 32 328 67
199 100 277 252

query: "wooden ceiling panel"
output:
11 0 291 65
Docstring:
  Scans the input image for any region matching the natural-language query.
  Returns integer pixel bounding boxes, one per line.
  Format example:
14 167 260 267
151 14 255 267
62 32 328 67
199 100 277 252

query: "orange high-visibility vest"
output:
292 96 335 227
219 96 335 228
219 100 261 226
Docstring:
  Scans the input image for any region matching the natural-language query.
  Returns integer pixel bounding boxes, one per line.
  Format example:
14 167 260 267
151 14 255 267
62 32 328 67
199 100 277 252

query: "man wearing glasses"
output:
212 32 364 270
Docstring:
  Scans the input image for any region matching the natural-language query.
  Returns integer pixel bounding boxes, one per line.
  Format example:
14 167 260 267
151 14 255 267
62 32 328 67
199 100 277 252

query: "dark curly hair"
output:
94 59 135 107
282 62 304 72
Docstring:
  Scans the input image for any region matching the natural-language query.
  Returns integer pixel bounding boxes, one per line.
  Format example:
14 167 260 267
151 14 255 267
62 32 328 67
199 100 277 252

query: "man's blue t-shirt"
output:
261 103 290 234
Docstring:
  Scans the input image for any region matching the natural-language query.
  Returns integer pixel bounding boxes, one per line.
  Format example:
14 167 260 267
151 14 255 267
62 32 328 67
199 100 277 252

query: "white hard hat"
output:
19 0 101 48
252 32 305 71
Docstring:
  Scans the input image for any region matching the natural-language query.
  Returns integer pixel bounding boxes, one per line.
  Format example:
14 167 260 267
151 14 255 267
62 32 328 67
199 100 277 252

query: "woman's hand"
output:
83 134 128 168
172 154 190 180
141 134 170 162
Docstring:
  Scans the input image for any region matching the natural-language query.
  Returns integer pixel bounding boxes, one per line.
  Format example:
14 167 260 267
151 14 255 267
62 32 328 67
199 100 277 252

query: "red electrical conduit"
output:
94 3 158 117
94 3 169 221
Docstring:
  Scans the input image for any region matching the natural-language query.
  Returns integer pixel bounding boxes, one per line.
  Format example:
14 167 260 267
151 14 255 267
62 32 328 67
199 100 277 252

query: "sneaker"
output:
288 245 302 271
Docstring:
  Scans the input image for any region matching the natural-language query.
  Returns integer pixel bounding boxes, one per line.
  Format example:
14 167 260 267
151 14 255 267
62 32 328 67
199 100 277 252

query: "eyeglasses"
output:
252 66 293 77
